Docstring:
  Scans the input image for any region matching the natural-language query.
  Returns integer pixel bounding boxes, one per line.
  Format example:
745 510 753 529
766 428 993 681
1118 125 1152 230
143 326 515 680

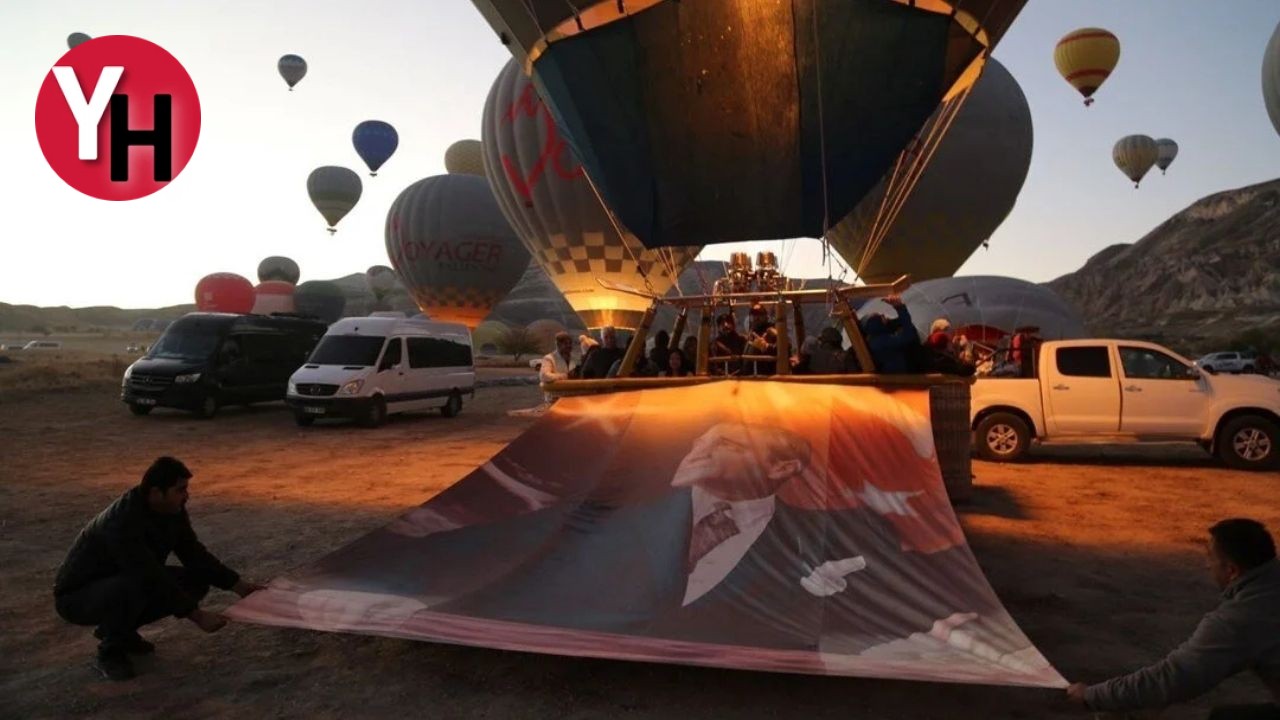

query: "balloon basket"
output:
326 227 337 235
1083 98 1093 107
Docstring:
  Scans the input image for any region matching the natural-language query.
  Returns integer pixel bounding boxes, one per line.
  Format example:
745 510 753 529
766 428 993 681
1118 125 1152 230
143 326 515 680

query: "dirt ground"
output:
1 363 1277 720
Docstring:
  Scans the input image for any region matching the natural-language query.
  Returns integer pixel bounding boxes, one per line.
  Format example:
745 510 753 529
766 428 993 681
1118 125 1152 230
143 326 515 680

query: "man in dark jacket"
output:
860 295 920 373
1068 519 1280 718
54 457 262 681
580 326 624 379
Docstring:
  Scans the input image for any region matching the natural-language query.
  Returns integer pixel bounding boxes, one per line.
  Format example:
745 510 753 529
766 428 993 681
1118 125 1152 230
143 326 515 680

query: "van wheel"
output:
1217 415 1278 471
975 413 1030 462
441 392 462 418
362 397 387 428
128 404 153 416
294 412 315 427
196 395 220 419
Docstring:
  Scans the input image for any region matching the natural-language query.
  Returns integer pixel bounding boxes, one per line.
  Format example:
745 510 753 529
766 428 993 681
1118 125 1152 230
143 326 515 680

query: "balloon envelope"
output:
252 281 297 315
1155 138 1178 174
353 121 399 176
294 281 346 324
195 273 255 314
307 167 362 231
67 32 91 50
1113 135 1159 187
278 54 307 89
385 175 530 329
472 0 1027 248
365 265 397 297
1266 20 1280 138
482 59 701 329
1053 27 1120 105
444 140 485 176
859 276 1086 342
828 58 1033 284
257 256 300 284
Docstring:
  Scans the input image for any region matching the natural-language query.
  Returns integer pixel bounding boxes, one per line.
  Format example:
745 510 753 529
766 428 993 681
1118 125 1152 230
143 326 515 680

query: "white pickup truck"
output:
971 339 1280 471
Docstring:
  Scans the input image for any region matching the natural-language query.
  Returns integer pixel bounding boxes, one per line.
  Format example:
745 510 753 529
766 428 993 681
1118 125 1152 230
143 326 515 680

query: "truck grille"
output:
295 383 339 397
129 374 172 390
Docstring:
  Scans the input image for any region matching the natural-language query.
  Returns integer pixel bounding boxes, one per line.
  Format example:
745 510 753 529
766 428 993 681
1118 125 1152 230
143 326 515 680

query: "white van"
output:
286 314 475 427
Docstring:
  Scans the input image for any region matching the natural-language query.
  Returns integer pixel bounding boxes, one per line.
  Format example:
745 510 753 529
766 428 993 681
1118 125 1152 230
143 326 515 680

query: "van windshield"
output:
148 323 225 360
308 335 386 366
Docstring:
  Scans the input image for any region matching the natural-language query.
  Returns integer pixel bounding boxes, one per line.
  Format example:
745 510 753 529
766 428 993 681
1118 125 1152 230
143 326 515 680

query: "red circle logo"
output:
35 35 200 201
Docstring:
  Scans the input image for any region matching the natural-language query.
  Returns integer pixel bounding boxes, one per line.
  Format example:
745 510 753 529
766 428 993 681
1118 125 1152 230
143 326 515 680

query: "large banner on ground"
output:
228 382 1064 687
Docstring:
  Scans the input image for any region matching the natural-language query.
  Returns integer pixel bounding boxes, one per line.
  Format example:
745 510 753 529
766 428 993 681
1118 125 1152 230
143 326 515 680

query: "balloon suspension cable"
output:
858 82 973 277
581 164 659 295
810 0 833 265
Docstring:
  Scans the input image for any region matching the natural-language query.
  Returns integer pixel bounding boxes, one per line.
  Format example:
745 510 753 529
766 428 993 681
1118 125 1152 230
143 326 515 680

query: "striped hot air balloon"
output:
1113 135 1159 188
1054 27 1120 106
1155 138 1179 175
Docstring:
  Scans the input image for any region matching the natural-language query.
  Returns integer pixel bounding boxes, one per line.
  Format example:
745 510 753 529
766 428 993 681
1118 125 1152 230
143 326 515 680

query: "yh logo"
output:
35 35 200 201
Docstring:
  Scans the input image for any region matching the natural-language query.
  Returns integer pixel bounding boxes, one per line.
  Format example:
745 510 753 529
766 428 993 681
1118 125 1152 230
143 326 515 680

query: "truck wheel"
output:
294 412 315 427
196 395 220 419
128 403 153 416
975 413 1030 462
1217 415 1278 471
362 397 387 428
441 392 462 418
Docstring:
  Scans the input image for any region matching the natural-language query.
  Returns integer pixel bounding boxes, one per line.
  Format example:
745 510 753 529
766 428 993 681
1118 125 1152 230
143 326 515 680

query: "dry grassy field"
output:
1 352 1276 720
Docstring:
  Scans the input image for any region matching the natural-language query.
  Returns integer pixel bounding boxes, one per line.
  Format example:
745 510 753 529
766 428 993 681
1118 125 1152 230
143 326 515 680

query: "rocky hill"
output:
1047 178 1280 354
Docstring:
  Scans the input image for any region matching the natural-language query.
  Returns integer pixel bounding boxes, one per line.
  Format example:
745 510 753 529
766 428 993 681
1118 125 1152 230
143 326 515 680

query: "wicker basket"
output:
929 382 973 503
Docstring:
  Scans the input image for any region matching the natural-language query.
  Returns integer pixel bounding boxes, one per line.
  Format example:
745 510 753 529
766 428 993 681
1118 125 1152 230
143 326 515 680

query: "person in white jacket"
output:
538 332 574 403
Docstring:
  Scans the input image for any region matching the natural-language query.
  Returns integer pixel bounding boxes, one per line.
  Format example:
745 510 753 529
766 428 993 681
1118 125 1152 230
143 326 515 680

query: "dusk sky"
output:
3 0 1279 308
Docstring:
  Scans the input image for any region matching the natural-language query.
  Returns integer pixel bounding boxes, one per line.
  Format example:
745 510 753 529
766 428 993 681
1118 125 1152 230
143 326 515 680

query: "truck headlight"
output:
287 381 298 395
175 373 202 384
122 364 134 387
337 379 364 396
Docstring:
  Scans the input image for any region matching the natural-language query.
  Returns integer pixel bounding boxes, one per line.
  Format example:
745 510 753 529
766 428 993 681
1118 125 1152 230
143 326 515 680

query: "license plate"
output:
303 406 326 415
135 398 157 406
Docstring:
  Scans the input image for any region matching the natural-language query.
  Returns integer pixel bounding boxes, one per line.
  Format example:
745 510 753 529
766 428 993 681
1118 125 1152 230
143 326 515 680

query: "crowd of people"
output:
537 295 999 384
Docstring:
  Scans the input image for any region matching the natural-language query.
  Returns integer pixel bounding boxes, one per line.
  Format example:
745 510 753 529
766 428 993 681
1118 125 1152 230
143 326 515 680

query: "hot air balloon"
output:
366 265 397 308
828 58 1033 284
252 281 297 315
472 320 510 356
1054 27 1120 106
444 140 485 176
307 166 362 233
257 256 300 285
353 121 399 176
67 33 91 50
1263 20 1280 139
195 273 255 314
294 281 346 324
278 54 307 90
385 175 531 329
482 59 701 330
1113 135 1159 188
470 0 1027 249
1155 138 1179 175
526 319 569 353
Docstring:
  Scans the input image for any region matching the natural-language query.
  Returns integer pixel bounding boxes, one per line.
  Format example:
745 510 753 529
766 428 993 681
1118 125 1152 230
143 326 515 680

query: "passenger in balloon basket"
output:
648 330 673 376
53 457 264 681
430 419 996 656
1066 519 1280 719
664 349 692 378
745 304 779 375
569 335 598 379
922 319 976 376
710 313 747 376
860 295 921 373
579 326 623 379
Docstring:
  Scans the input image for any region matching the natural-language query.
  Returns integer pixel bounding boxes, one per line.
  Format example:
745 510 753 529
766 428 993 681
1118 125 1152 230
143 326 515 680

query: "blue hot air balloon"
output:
352 120 399 177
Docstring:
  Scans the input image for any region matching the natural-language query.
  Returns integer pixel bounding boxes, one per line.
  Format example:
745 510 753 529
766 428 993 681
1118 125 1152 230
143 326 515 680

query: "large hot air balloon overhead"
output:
67 32 91 50
278 54 307 90
353 121 399 176
1113 135 1159 188
307 166 362 233
828 58 1033 284
482 59 701 330
1264 20 1280 139
444 140 485 177
385 174 530 329
1054 27 1120 106
471 0 1028 249
294 281 346 324
195 273 255 314
257 256 301 285
1155 138 1179 175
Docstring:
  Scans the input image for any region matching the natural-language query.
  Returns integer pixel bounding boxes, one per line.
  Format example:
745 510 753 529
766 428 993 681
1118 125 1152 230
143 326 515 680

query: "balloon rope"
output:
809 0 832 262
861 84 972 275
580 165 659 294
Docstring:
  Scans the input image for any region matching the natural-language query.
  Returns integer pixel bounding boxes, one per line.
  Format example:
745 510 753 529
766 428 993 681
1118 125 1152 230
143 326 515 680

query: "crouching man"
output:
53 456 262 680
